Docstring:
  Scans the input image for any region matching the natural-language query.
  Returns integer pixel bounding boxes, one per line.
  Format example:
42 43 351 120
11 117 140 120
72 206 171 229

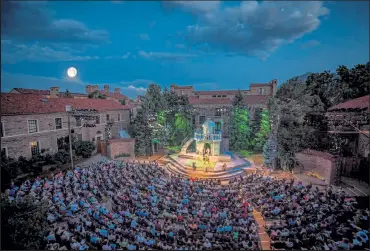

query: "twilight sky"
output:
1 1 369 97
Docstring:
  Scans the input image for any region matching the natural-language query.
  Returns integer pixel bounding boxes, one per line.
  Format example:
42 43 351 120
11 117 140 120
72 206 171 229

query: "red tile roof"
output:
98 91 130 101
188 95 269 105
11 88 50 95
250 83 273 87
188 97 233 105
196 90 247 95
244 95 270 105
1 94 130 115
171 84 193 89
328 95 370 112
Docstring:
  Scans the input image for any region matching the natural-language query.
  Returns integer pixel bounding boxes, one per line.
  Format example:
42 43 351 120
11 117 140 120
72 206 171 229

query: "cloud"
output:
301 40 320 49
1 40 100 63
104 52 132 60
1 71 84 93
139 33 150 41
1 1 109 43
138 50 197 61
164 1 329 59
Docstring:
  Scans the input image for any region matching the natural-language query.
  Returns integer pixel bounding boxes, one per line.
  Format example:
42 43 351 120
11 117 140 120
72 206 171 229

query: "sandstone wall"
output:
108 138 135 159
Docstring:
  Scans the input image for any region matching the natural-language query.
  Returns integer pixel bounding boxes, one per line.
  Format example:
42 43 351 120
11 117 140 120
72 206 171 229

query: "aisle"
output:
253 209 271 250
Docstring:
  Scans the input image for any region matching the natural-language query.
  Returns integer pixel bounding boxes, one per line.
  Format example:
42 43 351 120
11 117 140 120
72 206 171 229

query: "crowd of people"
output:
6 160 260 250
239 175 369 250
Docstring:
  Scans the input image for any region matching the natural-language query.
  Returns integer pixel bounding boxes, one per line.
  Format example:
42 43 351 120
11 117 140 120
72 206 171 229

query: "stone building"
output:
1 93 133 159
171 79 277 136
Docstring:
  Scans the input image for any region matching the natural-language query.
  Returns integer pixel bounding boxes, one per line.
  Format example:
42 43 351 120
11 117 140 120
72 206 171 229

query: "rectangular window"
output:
259 88 266 95
199 116 206 125
217 95 221 98
1 121 4 137
106 114 110 122
215 108 222 117
55 118 62 130
215 121 222 131
28 120 38 133
222 95 227 97
212 95 216 98
76 118 82 127
96 116 100 124
30 141 40 156
77 134 82 141
118 114 121 121
57 137 65 151
1 147 7 158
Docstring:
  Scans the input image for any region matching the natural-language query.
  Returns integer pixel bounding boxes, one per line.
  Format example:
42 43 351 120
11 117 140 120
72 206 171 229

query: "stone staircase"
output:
180 138 195 154
164 156 249 181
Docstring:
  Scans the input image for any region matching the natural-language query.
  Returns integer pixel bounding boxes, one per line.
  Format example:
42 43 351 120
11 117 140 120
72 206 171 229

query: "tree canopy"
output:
1 194 48 250
268 62 369 170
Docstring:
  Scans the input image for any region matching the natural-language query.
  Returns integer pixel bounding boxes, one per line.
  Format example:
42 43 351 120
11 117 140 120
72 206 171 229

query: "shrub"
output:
167 146 181 154
52 150 70 165
114 152 131 158
74 141 96 158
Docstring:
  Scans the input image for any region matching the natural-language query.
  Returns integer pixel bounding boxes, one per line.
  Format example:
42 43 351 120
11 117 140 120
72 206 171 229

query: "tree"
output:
88 90 106 99
232 89 244 107
254 108 271 151
1 194 48 250
74 141 96 157
228 91 251 151
263 135 277 167
65 89 72 98
133 109 152 156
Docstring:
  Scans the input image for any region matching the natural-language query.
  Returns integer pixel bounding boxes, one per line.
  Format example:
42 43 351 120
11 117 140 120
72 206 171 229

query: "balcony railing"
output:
194 133 222 141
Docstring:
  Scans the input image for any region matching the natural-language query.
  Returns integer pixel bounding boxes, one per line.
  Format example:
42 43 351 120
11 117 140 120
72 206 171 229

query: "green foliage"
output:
64 89 72 98
232 89 245 107
1 193 48 250
88 90 106 99
263 136 277 167
270 62 369 170
114 152 131 158
74 141 95 158
52 150 70 167
239 150 252 158
167 145 181 154
127 124 136 138
253 108 271 151
133 109 152 156
120 99 126 105
229 107 251 151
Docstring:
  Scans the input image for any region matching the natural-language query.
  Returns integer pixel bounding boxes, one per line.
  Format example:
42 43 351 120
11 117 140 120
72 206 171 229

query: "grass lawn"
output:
185 159 217 170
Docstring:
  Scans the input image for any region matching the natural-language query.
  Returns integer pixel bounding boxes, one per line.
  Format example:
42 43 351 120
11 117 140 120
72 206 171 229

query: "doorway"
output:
203 142 212 156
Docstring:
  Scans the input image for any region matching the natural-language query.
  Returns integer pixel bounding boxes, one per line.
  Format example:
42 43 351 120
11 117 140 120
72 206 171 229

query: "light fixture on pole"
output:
66 105 74 169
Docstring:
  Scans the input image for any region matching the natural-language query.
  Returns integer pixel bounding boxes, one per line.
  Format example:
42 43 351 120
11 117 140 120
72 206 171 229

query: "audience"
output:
6 160 260 250
240 175 369 250
6 160 369 250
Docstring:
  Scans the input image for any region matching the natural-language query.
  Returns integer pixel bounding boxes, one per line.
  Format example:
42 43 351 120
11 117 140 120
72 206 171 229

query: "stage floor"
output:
170 152 249 171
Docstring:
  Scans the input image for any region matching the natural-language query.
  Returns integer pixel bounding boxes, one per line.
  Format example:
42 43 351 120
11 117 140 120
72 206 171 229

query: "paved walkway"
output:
253 209 271 250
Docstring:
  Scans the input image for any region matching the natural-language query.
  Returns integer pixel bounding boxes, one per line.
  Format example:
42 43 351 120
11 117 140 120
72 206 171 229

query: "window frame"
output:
96 115 101 125
1 121 4 137
55 117 63 130
30 141 41 156
118 113 121 121
1 147 8 158
259 88 266 95
28 119 39 134
199 116 206 125
106 114 110 122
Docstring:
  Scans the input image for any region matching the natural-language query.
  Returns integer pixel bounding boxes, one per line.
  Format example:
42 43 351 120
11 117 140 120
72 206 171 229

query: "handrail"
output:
180 132 192 150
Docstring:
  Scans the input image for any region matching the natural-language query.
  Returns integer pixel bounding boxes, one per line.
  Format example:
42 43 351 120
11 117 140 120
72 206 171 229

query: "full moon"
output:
67 67 77 78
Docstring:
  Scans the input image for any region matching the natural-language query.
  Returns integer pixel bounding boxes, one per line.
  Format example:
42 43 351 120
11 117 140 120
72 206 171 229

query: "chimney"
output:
50 87 60 98
91 85 98 92
104 85 109 93
271 79 278 96
85 85 91 94
114 88 120 94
